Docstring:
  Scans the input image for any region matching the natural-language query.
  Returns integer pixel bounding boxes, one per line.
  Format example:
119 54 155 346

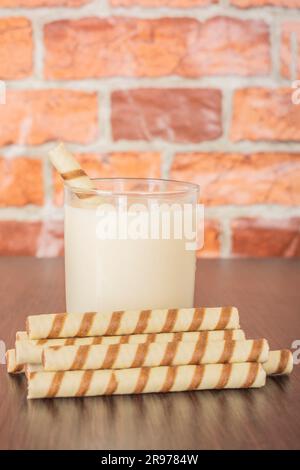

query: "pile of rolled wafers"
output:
6 307 293 399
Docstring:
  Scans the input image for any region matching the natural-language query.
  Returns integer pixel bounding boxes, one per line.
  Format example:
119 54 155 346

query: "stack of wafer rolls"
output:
27 363 266 399
16 329 246 365
5 306 294 399
26 307 240 339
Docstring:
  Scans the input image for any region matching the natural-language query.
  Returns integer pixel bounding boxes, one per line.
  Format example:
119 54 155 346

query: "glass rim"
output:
64 177 199 197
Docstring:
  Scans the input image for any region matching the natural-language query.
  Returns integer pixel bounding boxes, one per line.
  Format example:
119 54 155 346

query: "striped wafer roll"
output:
16 331 28 341
262 350 293 375
6 349 24 374
16 329 245 365
49 143 95 198
27 362 266 399
26 307 239 340
25 364 44 378
42 339 269 372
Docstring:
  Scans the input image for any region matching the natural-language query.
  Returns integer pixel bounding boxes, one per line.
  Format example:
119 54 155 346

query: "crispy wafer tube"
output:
27 307 239 340
16 331 28 341
49 143 93 191
24 364 44 378
42 338 268 372
16 329 245 364
27 362 266 399
6 349 24 374
262 350 293 375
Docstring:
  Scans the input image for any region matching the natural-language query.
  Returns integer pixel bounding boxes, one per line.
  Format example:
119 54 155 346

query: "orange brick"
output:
0 220 64 256
53 152 161 205
35 220 64 257
44 17 270 79
0 221 41 256
170 152 300 206
0 157 43 207
0 90 98 146
280 21 300 79
232 218 300 257
112 89 222 143
0 17 32 79
197 220 221 258
0 0 90 4
230 88 300 142
110 0 216 5
231 0 300 6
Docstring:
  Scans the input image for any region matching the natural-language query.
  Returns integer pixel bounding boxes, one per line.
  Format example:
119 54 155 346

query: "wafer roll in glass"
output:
49 144 93 194
16 329 245 364
27 362 266 399
262 350 293 375
26 307 239 340
42 339 269 372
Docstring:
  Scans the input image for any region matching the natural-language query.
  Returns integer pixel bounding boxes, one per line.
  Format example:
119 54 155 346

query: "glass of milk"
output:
64 178 199 313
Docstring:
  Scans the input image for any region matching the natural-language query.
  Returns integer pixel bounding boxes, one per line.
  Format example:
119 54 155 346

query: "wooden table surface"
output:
0 257 299 450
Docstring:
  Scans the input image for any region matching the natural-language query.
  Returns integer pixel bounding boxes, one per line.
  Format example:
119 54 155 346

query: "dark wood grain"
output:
0 257 299 450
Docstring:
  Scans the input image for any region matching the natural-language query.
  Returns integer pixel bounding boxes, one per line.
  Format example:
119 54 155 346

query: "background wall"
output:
0 0 300 258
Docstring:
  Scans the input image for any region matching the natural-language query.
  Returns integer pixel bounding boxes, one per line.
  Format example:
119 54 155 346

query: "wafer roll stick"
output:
16 331 28 341
27 362 266 399
42 338 268 372
27 307 239 340
16 329 245 365
263 350 293 375
25 364 44 378
49 143 95 197
6 349 24 374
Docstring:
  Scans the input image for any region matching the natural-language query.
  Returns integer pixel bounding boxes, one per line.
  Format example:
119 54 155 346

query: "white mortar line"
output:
270 12 281 81
220 217 232 258
204 204 300 218
222 88 232 141
161 149 174 179
291 31 299 82
42 155 55 210
1 204 300 223
0 206 63 221
1 5 300 21
31 16 44 79
3 76 294 88
2 140 300 156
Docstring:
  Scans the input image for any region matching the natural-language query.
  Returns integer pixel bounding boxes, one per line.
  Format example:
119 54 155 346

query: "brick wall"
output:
0 0 300 258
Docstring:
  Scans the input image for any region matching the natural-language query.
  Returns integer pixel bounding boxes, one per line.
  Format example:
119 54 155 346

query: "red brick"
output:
0 221 41 256
0 0 90 5
35 220 64 257
0 17 32 79
0 90 98 146
0 220 64 257
231 0 300 6
44 17 270 79
171 152 300 206
110 0 216 5
232 218 300 257
231 88 300 142
281 21 300 79
197 219 221 258
0 157 43 207
53 152 161 205
112 89 222 143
